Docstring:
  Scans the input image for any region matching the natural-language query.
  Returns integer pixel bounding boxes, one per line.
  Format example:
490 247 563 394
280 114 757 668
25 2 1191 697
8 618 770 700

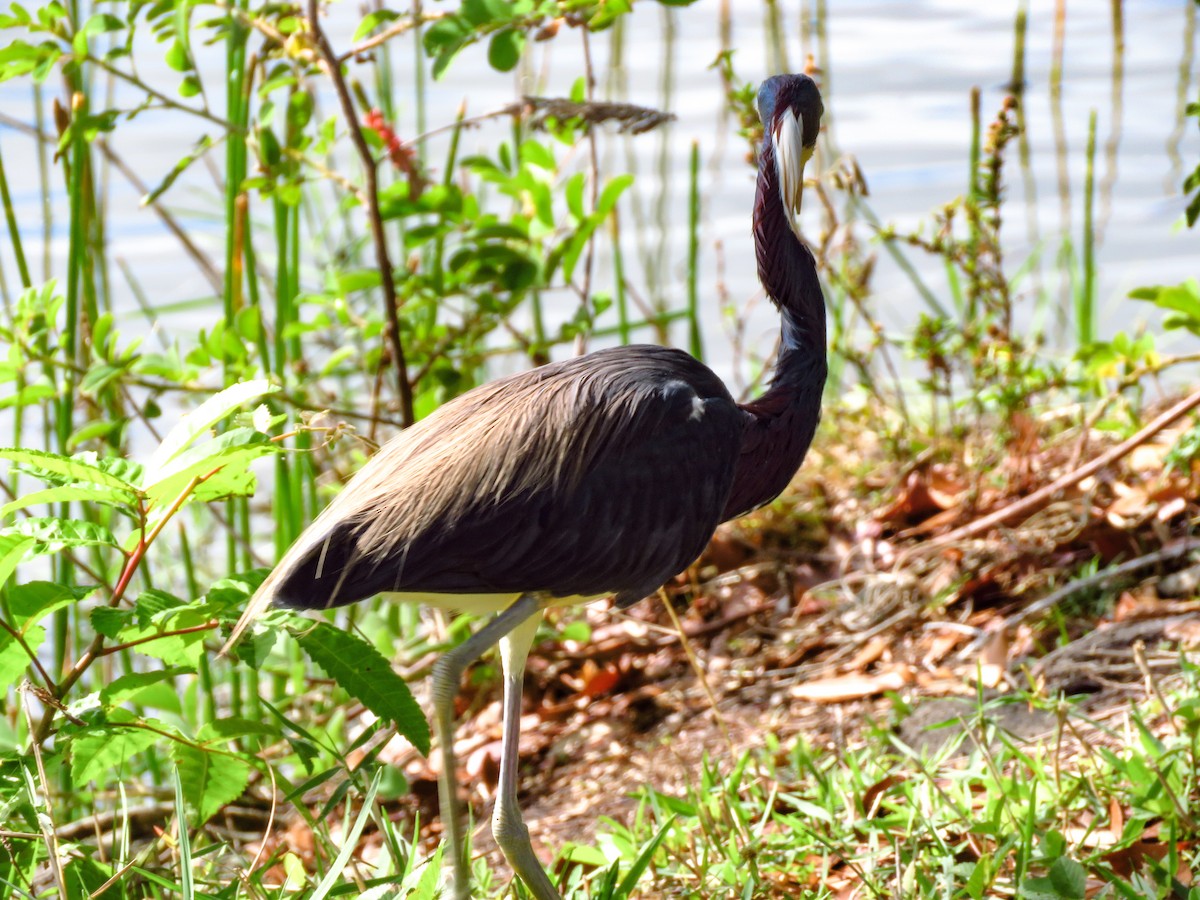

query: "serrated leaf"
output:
115 607 212 668
0 631 39 690
295 622 430 755
142 379 275 479
0 484 137 519
6 517 118 551
7 581 88 627
0 534 34 587
0 448 138 492
142 427 274 507
1047 856 1087 898
70 722 160 784
91 606 133 640
172 743 251 824
100 667 192 709
198 717 275 741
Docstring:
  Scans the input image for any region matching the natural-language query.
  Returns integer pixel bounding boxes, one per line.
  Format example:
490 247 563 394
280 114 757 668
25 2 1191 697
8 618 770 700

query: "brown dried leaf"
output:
789 667 912 703
860 774 906 817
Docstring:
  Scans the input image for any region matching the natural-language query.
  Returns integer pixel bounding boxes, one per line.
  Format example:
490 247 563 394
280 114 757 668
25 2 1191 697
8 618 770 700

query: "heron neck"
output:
719 136 828 522
752 137 828 396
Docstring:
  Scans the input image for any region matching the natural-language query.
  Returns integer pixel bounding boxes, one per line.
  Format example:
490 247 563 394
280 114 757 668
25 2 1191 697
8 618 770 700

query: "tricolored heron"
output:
226 73 825 900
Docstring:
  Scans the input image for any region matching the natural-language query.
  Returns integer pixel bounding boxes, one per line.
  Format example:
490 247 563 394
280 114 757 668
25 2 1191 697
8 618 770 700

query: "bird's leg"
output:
493 611 562 900
430 593 542 900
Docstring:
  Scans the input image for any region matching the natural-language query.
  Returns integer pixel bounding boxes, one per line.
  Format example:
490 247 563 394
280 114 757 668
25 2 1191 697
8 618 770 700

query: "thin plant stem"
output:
308 0 414 427
687 140 703 360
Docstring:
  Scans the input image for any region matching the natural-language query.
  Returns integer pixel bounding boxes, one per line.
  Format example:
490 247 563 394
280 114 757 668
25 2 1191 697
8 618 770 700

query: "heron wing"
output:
266 345 743 611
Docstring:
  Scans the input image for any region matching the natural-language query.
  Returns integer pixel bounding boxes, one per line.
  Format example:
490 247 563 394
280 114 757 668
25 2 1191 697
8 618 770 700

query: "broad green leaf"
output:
142 379 275 479
1129 280 1200 325
81 12 124 34
595 173 633 217
353 7 399 40
70 721 161 784
0 448 139 492
172 743 251 824
487 28 523 72
1046 856 1087 898
0 381 55 409
422 15 469 53
519 140 556 171
295 622 430 755
565 171 586 220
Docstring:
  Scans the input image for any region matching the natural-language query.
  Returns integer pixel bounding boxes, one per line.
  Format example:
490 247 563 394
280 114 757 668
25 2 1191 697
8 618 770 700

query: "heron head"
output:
757 74 823 238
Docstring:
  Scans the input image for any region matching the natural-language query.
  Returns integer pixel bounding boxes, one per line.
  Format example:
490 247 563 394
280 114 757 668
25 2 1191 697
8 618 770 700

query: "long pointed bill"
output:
773 108 811 239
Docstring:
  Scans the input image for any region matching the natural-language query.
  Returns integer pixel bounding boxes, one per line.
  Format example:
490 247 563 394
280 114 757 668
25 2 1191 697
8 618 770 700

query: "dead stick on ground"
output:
934 388 1200 546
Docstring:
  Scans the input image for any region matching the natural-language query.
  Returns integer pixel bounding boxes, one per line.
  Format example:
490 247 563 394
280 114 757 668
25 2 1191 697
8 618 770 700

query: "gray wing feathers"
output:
248 345 744 619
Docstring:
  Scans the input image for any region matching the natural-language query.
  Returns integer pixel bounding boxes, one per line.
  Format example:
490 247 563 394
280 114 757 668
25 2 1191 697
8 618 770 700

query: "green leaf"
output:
487 28 523 72
81 12 124 35
0 448 139 492
294 622 430 755
141 379 275 480
1047 856 1087 898
8 582 88 627
565 171 585 220
172 743 251 825
5 517 118 551
142 134 216 206
114 607 213 668
63 856 111 898
519 139 556 171
0 484 137 519
142 427 275 507
200 717 275 742
309 767 383 898
3 584 99 684
595 173 633 217
353 7 399 40
70 720 161 785
1129 280 1200 324
91 606 133 640
0 534 35 588
100 667 193 709
172 767 194 898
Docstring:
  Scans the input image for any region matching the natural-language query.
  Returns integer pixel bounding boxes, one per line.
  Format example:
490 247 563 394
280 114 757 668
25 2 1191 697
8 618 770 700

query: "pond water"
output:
0 0 1197 393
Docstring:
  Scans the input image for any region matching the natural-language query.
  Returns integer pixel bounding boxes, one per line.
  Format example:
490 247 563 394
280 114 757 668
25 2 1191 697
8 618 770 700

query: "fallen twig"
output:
934 388 1200 545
